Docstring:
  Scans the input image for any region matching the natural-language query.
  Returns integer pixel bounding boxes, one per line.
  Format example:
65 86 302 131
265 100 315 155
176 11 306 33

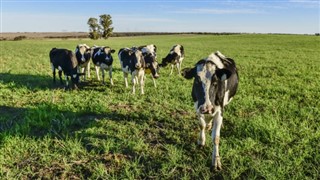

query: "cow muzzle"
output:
199 104 214 114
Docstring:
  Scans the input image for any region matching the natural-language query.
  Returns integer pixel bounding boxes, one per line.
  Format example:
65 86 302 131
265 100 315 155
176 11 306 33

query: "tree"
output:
99 14 114 39
87 17 100 40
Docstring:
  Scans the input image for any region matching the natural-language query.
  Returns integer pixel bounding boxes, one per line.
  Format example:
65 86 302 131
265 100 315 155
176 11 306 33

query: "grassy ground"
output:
0 34 319 179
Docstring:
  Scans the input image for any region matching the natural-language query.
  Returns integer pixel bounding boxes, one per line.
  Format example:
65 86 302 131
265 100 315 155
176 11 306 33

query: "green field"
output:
0 34 319 179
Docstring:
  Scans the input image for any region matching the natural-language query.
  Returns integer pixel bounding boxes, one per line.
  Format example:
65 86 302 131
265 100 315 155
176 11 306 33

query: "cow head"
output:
144 52 159 78
141 45 159 78
101 46 115 62
182 53 232 114
75 44 91 63
131 48 145 69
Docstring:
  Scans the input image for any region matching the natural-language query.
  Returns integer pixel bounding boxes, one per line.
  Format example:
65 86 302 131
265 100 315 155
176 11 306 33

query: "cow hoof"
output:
211 157 222 171
197 140 205 147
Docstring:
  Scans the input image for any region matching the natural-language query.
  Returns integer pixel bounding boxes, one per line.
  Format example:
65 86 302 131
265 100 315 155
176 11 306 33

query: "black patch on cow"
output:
49 48 79 86
92 47 114 66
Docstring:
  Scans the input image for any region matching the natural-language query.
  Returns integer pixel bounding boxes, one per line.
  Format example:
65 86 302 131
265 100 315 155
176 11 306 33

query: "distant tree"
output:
87 17 100 40
99 14 114 39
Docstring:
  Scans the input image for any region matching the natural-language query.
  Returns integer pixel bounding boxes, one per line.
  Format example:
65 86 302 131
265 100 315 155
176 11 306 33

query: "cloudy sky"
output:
1 0 319 34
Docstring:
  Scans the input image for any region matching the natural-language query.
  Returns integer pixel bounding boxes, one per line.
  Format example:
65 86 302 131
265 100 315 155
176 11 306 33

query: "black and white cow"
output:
182 51 239 171
118 47 146 94
160 44 185 75
91 46 116 85
75 44 91 81
138 44 160 87
49 48 83 89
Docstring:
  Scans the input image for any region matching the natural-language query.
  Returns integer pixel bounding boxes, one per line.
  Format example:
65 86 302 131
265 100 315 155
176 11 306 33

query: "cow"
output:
49 48 83 89
75 44 91 81
91 46 116 85
159 44 185 75
118 47 146 94
138 44 160 87
181 51 239 171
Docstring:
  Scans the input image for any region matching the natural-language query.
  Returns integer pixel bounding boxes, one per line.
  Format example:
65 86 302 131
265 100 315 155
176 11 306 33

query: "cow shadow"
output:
0 72 120 91
0 73 62 90
0 103 153 154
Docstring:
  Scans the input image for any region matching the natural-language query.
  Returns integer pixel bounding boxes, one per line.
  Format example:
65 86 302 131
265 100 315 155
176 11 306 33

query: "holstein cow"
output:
138 44 160 87
91 46 116 85
160 44 185 75
118 47 146 94
182 51 238 171
75 44 91 81
49 48 84 89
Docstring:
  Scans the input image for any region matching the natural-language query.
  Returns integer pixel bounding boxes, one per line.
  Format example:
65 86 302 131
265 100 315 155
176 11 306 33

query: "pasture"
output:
0 34 319 179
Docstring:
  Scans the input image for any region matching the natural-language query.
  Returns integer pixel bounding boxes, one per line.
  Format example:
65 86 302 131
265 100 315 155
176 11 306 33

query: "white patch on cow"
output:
194 101 198 111
207 53 224 69
223 90 230 106
215 51 226 59
58 66 62 71
196 62 216 112
221 74 227 81
72 74 77 78
100 63 109 70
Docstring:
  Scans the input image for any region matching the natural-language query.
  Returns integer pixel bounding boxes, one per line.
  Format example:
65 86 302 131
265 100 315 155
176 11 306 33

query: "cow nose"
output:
200 104 214 114
135 64 141 68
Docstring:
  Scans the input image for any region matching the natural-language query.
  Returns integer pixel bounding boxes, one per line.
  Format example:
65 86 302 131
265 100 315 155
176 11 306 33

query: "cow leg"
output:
87 61 91 79
81 67 86 81
198 114 206 146
170 64 174 75
65 75 69 87
123 72 129 88
95 66 100 81
139 71 145 95
52 64 56 83
152 76 157 88
58 70 63 85
131 73 137 94
109 66 114 86
176 63 181 75
101 67 105 85
211 110 223 171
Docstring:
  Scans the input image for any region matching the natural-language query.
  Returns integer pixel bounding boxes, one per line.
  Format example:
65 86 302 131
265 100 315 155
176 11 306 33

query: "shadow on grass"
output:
0 72 63 90
0 72 126 92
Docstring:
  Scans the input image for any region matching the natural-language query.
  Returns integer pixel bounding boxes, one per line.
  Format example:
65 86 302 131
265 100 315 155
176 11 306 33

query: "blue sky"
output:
1 0 319 34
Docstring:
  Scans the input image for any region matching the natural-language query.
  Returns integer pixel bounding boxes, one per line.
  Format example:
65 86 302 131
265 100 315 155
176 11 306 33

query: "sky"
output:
1 0 319 34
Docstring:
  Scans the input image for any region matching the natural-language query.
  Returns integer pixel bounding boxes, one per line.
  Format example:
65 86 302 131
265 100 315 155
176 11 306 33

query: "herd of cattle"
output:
49 44 184 94
49 44 239 171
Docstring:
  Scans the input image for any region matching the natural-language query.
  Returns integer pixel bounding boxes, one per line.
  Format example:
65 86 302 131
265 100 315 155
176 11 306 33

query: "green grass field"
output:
0 34 319 179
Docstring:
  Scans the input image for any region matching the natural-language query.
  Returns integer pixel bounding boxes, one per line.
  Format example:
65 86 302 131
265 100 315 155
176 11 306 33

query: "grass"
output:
0 34 319 179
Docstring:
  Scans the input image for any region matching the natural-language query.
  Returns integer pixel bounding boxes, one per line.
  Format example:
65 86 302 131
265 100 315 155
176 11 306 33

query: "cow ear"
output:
111 49 115 53
182 67 196 79
216 69 232 81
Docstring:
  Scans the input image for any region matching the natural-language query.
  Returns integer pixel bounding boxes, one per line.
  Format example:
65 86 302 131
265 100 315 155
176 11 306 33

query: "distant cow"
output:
91 46 116 85
182 51 239 171
138 44 160 87
160 44 185 75
118 47 146 94
75 44 91 81
49 48 83 89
